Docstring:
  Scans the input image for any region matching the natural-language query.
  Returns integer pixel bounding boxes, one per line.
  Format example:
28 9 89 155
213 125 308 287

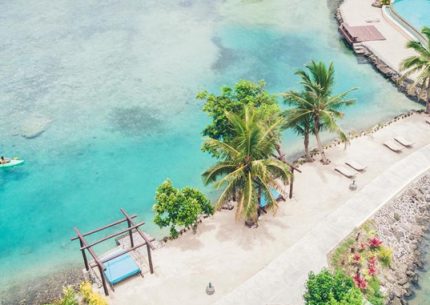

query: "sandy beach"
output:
101 112 430 305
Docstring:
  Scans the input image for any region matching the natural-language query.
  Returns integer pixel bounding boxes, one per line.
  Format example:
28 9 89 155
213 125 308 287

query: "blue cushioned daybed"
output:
104 252 141 285
260 189 282 208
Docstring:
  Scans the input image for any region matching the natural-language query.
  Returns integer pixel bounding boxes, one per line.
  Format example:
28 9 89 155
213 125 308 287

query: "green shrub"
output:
79 281 108 305
153 179 214 238
44 287 78 305
304 269 363 305
377 246 393 267
366 277 384 305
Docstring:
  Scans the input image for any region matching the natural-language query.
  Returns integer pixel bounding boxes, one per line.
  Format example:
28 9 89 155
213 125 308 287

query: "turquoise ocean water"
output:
393 0 430 32
0 0 422 298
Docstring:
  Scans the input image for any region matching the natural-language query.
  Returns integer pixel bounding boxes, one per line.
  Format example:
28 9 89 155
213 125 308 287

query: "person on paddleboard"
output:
0 156 10 164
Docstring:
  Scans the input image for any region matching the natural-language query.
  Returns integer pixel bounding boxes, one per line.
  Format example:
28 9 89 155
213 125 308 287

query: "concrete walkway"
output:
214 143 430 305
108 113 430 305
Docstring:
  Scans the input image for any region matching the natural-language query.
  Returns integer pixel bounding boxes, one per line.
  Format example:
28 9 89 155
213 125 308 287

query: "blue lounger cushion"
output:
104 252 141 285
260 189 281 208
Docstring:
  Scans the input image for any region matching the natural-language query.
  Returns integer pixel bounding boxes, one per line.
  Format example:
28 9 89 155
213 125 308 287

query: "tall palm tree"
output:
283 91 314 162
284 61 355 164
400 27 430 114
202 106 291 224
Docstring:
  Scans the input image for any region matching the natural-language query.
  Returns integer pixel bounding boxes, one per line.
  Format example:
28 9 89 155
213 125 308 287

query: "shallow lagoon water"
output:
0 0 422 297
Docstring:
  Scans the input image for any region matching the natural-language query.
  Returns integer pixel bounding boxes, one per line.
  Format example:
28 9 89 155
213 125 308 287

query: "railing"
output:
382 3 428 46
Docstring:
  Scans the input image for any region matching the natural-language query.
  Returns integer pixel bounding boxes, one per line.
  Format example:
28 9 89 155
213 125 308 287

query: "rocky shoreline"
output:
372 173 430 305
0 266 83 305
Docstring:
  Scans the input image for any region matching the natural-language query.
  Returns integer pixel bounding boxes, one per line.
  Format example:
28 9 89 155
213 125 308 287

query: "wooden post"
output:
289 167 295 199
146 244 154 274
127 219 134 248
98 264 109 296
80 240 89 271
74 228 89 271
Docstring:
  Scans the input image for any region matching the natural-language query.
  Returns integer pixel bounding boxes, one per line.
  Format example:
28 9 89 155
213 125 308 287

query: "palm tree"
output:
284 61 355 164
400 27 430 114
202 106 291 224
283 91 314 162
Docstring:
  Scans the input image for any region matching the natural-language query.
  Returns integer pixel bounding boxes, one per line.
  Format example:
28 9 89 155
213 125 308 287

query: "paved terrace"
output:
339 0 416 72
108 113 430 305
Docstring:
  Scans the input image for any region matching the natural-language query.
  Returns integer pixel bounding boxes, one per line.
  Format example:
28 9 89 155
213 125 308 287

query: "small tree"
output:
153 179 214 238
197 80 282 158
304 269 363 305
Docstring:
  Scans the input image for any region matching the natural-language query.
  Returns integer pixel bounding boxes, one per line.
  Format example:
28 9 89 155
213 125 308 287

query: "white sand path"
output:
108 113 430 305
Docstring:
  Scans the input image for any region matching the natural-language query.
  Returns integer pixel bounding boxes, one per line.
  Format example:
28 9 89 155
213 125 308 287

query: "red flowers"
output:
353 273 368 290
367 256 377 276
368 237 382 249
353 253 361 262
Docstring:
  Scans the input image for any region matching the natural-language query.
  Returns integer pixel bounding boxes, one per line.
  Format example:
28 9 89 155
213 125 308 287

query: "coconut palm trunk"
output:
314 116 328 164
303 125 312 162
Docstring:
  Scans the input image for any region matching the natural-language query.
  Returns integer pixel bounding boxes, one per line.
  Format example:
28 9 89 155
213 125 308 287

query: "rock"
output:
389 297 403 305
20 114 52 139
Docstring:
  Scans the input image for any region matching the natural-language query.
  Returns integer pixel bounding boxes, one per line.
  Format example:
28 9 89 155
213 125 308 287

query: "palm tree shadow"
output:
214 209 290 251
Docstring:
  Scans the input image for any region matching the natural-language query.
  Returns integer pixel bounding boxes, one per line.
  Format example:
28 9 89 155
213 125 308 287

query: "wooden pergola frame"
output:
71 208 155 296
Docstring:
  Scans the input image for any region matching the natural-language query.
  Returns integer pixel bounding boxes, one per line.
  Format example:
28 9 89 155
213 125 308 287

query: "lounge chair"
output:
335 166 356 178
384 140 403 153
260 189 283 208
394 136 413 148
103 250 142 287
345 160 367 172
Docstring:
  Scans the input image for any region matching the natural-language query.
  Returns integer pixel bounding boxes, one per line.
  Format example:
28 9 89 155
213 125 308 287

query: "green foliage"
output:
331 237 355 269
377 246 393 267
79 281 108 305
43 287 78 305
202 106 291 223
400 27 430 113
284 61 355 164
153 179 213 238
327 288 363 305
366 277 384 305
304 269 363 305
197 80 281 157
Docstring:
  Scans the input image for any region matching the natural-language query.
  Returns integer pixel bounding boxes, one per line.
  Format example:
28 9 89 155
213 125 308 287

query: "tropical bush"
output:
377 246 393 267
197 80 281 157
304 269 363 305
79 282 108 305
45 287 78 305
153 179 214 238
43 284 107 305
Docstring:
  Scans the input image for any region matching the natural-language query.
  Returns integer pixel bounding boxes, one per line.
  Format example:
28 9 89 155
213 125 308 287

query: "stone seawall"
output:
373 174 430 305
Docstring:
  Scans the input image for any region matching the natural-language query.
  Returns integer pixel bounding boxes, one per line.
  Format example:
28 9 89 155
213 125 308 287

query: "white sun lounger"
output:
394 136 413 148
335 166 356 178
345 160 367 171
384 140 403 153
